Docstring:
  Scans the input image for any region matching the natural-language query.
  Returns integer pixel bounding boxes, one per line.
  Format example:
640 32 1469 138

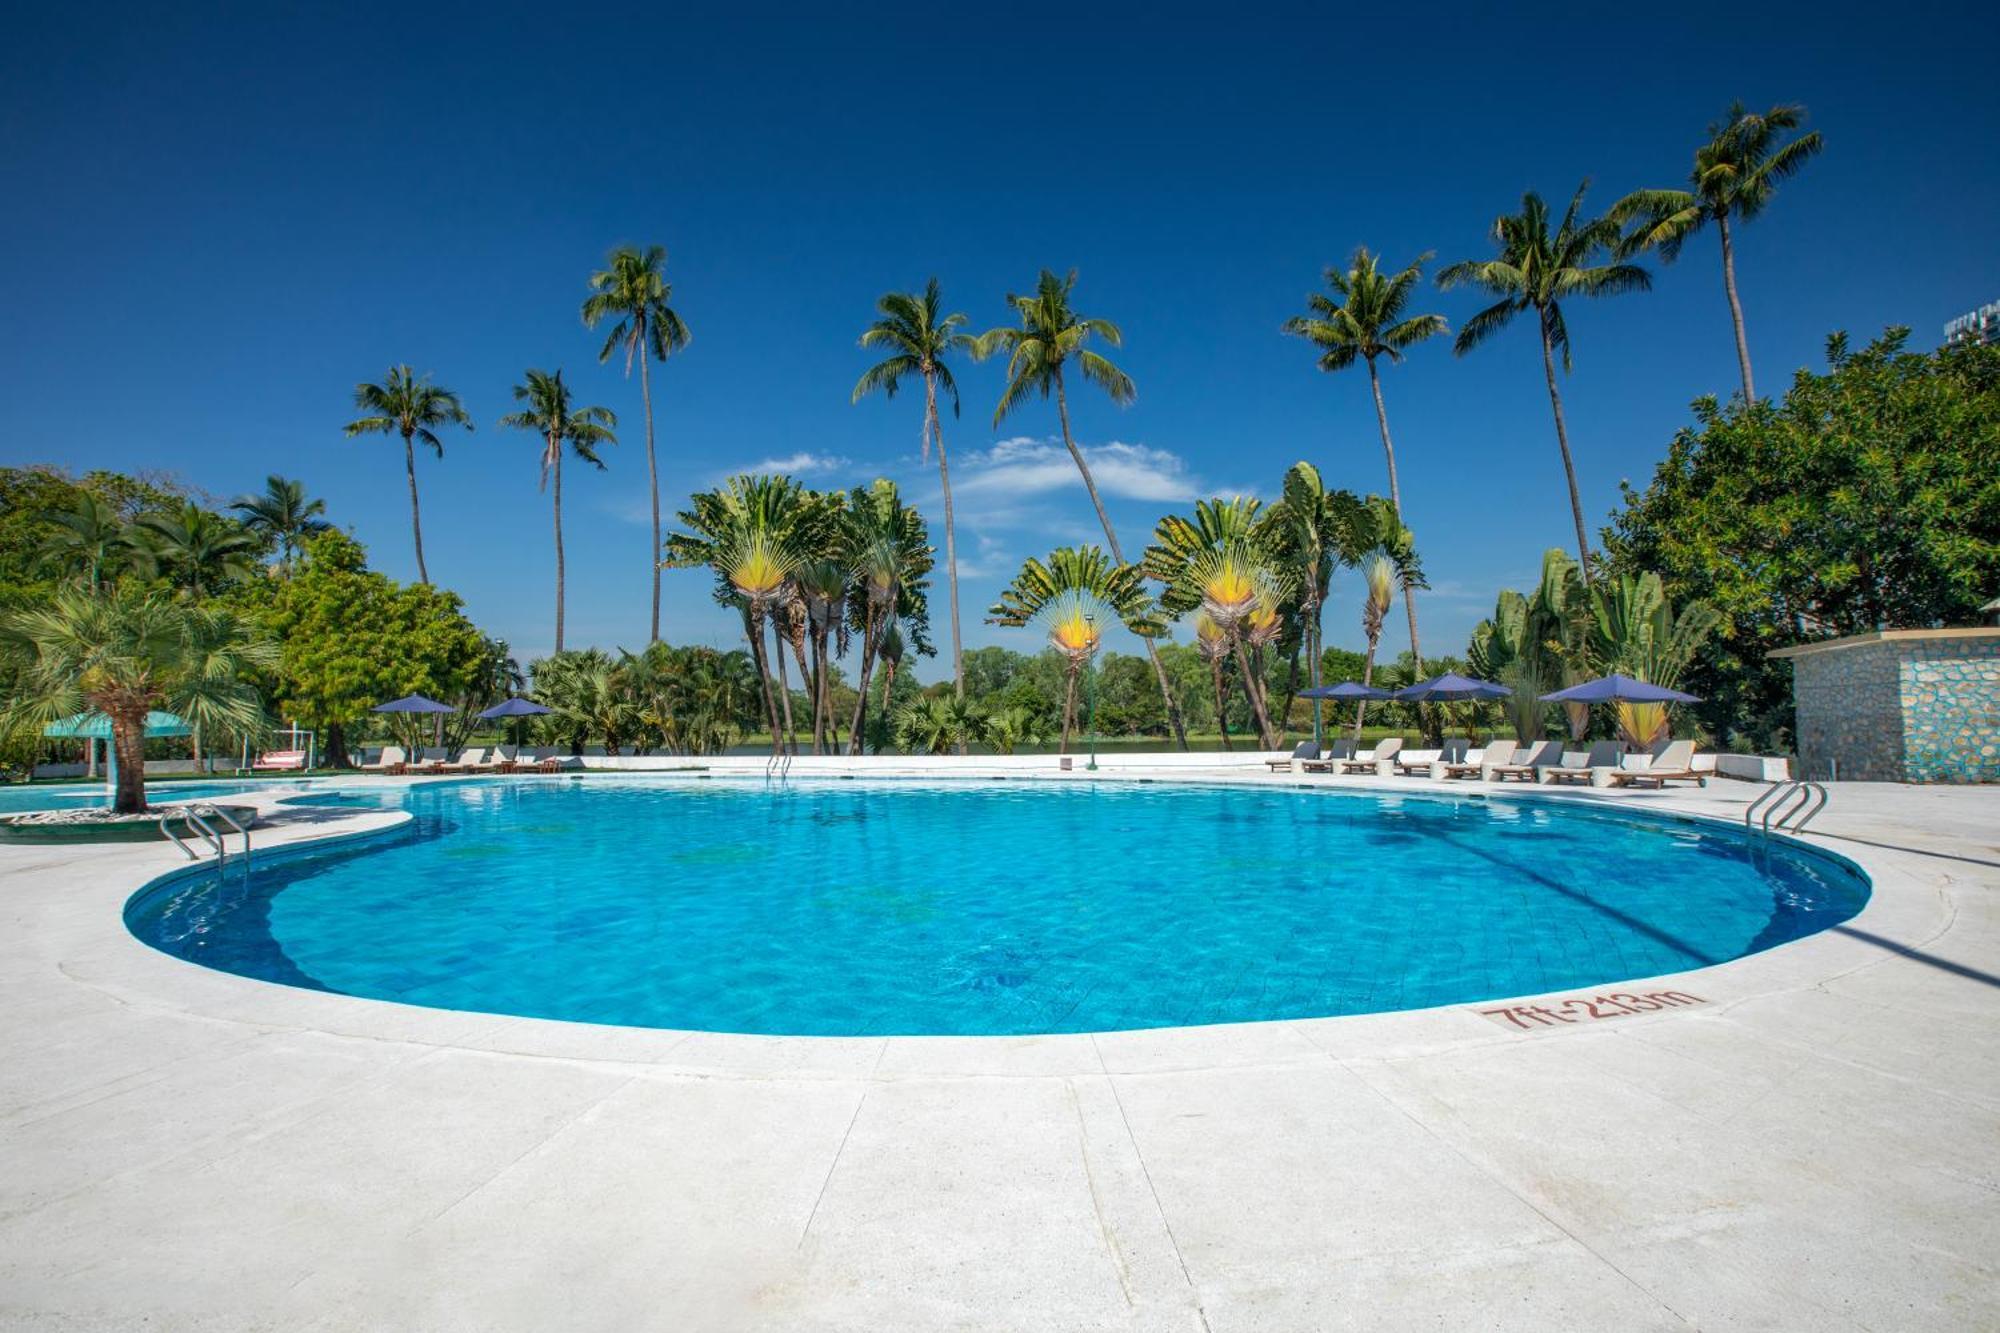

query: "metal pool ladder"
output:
1745 780 1828 835
159 805 253 863
765 746 793 784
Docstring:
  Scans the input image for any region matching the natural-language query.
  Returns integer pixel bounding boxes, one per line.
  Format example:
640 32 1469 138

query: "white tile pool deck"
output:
0 765 1995 1331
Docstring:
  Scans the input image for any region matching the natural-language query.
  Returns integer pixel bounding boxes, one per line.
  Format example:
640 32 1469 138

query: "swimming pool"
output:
0 780 266 814
125 778 1869 1036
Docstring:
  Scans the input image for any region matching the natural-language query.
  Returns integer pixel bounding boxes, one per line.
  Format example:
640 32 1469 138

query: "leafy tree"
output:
977 268 1189 747
854 278 978 715
0 587 277 812
230 475 329 573
37 493 137 590
344 366 473 585
894 693 987 755
262 530 489 766
1603 329 2000 747
1284 251 1446 670
500 369 617 652
1617 103 1823 401
583 244 691 643
1438 184 1651 581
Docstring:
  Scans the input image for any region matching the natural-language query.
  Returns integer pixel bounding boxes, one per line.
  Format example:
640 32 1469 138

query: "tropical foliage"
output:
988 545 1160 752
344 366 472 585
499 368 617 653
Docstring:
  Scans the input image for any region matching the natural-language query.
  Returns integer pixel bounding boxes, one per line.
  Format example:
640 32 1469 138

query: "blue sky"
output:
4 3 1995 678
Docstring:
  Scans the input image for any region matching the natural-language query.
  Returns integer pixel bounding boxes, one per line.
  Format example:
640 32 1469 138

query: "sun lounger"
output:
1397 738 1468 776
1539 740 1624 785
1266 740 1320 771
458 747 506 773
413 747 454 773
1486 740 1560 782
1442 739 1514 779
1337 737 1401 774
1301 739 1357 772
357 745 408 775
446 747 490 772
1607 739 1708 788
251 749 307 772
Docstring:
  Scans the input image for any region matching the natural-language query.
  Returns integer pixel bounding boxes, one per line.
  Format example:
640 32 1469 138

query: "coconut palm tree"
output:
1615 104 1823 402
130 503 261 598
230 475 329 573
1437 185 1650 582
977 269 1189 748
1283 253 1445 671
853 279 977 724
37 494 135 589
499 369 617 653
582 244 691 642
343 366 472 585
988 546 1162 753
0 587 277 812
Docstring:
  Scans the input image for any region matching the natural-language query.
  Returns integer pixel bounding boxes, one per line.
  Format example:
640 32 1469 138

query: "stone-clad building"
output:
1771 628 2000 783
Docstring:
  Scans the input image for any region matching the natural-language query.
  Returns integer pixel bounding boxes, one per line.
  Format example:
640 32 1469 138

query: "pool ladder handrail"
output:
1744 780 1829 835
765 745 793 784
158 804 253 863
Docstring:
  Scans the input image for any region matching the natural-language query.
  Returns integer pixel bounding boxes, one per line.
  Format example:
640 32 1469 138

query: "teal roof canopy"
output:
42 710 193 739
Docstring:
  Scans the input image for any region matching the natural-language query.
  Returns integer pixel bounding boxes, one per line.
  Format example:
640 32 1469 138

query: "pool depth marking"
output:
1475 990 1707 1032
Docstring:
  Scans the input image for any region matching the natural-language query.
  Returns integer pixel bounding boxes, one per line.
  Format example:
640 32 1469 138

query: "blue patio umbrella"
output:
1392 672 1513 702
372 693 456 752
476 697 552 719
370 694 456 714
1299 681 1395 701
1539 673 1701 704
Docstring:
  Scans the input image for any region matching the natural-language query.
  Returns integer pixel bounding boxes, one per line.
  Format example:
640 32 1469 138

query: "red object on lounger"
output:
252 750 307 771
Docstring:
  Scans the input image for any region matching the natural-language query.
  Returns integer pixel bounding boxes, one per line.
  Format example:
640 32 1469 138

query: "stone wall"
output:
1900 637 2000 783
1785 633 1999 783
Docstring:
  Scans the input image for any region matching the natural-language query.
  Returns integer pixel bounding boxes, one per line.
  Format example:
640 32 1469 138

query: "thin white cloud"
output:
951 436 1204 503
723 451 852 480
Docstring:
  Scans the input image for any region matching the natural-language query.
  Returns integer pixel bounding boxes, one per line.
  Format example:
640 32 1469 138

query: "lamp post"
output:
1085 613 1099 772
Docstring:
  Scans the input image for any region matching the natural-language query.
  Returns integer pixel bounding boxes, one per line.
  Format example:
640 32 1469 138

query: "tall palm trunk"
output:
808 631 826 754
1305 596 1324 748
1366 359 1423 677
745 613 783 755
1059 665 1079 754
549 437 567 651
402 429 430 585
769 618 797 754
1052 370 1189 750
1717 213 1755 402
1231 635 1276 748
926 370 967 755
1536 311 1595 583
1353 635 1380 748
1209 659 1231 750
787 627 814 755
846 606 880 756
639 340 663 641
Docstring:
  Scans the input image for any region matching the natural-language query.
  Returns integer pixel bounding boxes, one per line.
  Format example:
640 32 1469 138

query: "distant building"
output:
1944 300 2000 347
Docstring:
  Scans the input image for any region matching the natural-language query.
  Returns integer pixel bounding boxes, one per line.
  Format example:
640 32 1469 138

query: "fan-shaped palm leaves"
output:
854 279 977 715
894 693 987 756
1258 464 1371 742
1143 497 1288 747
840 479 933 754
344 366 472 585
1438 184 1651 581
499 369 617 653
1615 104 1823 401
230 475 329 572
989 545 1161 753
978 269 1188 748
1587 571 1722 747
0 587 277 812
583 244 691 642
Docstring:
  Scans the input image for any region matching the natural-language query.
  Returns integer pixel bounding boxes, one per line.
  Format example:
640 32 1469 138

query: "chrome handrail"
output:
205 805 253 861
1745 780 1830 836
158 810 200 860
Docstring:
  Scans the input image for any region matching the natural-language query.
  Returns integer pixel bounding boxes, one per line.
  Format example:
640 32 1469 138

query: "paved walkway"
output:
0 770 1994 1330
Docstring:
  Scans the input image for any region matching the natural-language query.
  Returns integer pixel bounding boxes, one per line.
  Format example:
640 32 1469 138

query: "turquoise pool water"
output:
125 779 1869 1036
0 780 264 814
